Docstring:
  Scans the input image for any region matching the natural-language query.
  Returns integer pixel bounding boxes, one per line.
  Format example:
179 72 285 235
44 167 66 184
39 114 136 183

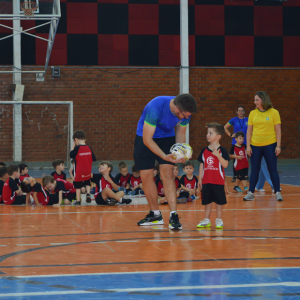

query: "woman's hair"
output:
255 91 273 110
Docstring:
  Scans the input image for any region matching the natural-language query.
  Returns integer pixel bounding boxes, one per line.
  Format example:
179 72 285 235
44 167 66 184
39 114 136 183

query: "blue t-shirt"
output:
228 117 248 145
136 96 191 139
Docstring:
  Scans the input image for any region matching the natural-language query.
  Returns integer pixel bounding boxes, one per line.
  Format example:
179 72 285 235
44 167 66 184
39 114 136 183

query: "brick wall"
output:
0 67 299 163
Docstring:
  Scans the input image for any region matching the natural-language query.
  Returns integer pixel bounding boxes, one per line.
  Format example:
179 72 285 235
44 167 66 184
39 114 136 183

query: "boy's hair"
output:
118 161 127 170
42 175 55 187
18 163 28 173
154 161 159 172
255 91 273 110
183 160 194 168
131 164 139 173
20 180 32 193
52 159 64 169
0 166 7 178
73 130 86 140
7 165 19 176
235 131 245 138
0 162 6 167
71 159 75 164
237 105 245 111
174 93 197 113
100 161 113 174
207 123 225 137
174 164 179 169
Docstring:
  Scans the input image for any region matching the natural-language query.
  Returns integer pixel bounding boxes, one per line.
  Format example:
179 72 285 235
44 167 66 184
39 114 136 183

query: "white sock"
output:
153 210 160 216
170 211 176 216
120 198 124 203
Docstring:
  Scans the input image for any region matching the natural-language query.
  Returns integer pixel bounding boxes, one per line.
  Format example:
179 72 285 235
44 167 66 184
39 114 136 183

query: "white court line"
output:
16 244 40 246
243 238 266 240
180 238 203 241
148 240 171 242
0 245 6 247
212 238 235 240
115 240 139 243
0 282 300 297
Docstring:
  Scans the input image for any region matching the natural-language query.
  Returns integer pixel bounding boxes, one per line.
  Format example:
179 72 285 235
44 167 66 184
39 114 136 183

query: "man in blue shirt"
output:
134 94 197 230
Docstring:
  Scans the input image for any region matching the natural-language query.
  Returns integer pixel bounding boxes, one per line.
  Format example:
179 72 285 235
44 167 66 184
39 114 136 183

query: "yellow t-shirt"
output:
248 108 281 146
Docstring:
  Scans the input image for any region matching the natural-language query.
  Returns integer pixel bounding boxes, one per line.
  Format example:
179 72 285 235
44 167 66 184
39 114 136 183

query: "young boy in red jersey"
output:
114 162 131 193
230 131 249 193
179 160 198 202
51 159 66 180
42 175 75 207
70 130 96 205
197 123 230 229
128 165 143 196
15 163 29 186
91 161 132 206
0 166 8 204
2 165 29 205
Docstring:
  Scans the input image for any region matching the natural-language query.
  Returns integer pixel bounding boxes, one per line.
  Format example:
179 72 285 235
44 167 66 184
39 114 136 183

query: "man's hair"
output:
237 105 245 111
235 131 245 138
174 93 197 113
255 91 273 110
18 163 28 173
42 175 55 187
183 160 194 168
52 159 64 169
131 164 139 173
154 161 159 172
20 180 33 193
118 161 127 170
207 123 225 137
73 130 86 140
0 162 6 167
0 166 7 178
100 161 113 174
7 165 19 176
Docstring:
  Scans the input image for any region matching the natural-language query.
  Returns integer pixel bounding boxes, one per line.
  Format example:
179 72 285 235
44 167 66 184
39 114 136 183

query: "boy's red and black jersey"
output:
91 173 115 194
175 177 180 189
230 144 249 171
2 177 19 205
155 178 165 197
153 174 159 181
55 179 75 195
15 174 29 186
114 173 131 187
51 171 66 181
0 179 4 203
33 182 49 206
70 145 96 182
129 175 142 188
198 146 230 185
179 175 198 190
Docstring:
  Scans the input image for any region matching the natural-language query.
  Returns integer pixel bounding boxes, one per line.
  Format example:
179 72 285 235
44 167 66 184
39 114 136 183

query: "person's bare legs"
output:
76 189 81 202
205 203 212 219
140 169 159 211
216 204 223 219
102 188 124 202
159 164 177 212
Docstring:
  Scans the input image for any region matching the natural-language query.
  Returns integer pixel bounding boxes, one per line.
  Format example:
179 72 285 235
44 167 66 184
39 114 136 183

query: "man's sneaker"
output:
215 218 223 229
234 186 243 193
121 198 132 204
137 211 164 226
169 212 182 230
107 199 117 206
86 194 91 203
177 197 188 204
243 191 255 201
255 188 265 192
276 192 283 201
197 218 211 228
244 186 249 192
231 176 237 182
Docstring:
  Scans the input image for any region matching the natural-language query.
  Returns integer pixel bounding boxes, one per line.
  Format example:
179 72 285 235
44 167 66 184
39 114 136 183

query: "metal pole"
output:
180 0 189 144
13 0 22 162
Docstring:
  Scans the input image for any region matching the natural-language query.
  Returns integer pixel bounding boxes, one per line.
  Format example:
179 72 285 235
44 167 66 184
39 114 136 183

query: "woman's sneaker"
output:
234 186 243 192
243 192 255 201
215 218 223 229
255 188 265 192
169 212 182 230
197 218 211 228
137 211 164 226
276 192 283 201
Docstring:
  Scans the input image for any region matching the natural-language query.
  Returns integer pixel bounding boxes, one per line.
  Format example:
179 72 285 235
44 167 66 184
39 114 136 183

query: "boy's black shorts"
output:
236 168 248 181
201 184 227 206
47 194 59 205
133 135 175 171
64 192 76 202
95 192 116 205
11 195 27 205
73 180 91 189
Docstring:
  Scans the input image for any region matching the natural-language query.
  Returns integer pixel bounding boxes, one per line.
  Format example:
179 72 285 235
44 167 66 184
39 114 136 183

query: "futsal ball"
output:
170 143 193 160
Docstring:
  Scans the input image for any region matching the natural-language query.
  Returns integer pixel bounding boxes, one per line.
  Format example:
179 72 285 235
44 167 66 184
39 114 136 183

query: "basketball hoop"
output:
20 0 39 16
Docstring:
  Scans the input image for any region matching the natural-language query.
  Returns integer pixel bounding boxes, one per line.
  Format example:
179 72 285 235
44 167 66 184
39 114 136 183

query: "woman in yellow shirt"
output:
243 91 282 201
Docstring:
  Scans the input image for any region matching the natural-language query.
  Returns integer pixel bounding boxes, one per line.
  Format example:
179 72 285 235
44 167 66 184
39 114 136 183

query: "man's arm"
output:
175 124 187 144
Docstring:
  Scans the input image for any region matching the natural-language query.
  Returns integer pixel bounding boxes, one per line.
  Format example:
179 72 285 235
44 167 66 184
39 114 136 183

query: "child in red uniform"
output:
230 131 249 193
128 165 143 196
51 159 66 180
70 130 96 205
91 161 132 206
2 165 29 205
0 166 8 204
197 123 230 229
42 175 75 207
114 162 131 193
15 163 29 186
179 161 198 202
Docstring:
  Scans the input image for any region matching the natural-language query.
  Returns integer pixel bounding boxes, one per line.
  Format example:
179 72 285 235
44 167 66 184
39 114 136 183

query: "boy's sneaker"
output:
231 176 237 182
177 197 188 204
121 198 132 204
107 199 117 206
245 177 250 182
276 192 283 201
215 218 223 229
86 194 91 203
234 186 243 193
244 187 249 192
187 195 196 202
139 190 145 196
243 192 255 201
137 211 164 226
169 212 182 230
73 201 81 206
197 218 211 228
